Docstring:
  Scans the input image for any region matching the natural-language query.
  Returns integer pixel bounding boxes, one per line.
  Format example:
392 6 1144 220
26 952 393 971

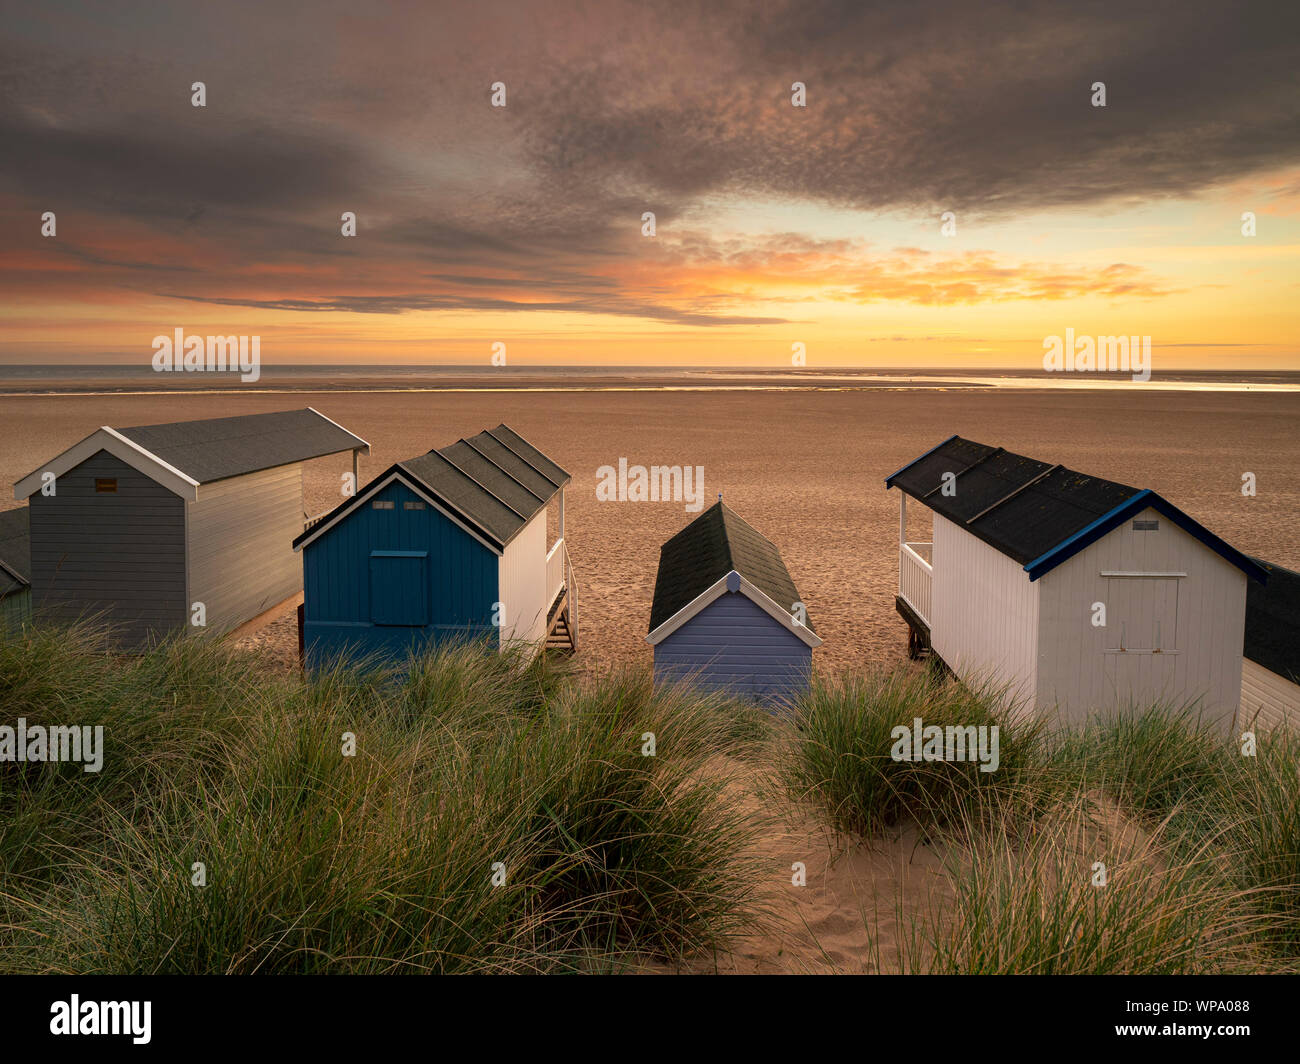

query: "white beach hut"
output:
886 436 1267 734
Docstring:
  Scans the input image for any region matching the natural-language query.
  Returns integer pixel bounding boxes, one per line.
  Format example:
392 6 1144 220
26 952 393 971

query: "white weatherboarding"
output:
887 436 1275 735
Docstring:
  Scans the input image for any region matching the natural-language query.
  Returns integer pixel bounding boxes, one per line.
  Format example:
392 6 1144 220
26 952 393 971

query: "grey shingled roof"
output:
1245 557 1300 683
401 425 568 548
117 408 367 485
0 505 31 595
886 436 1142 565
296 423 569 552
649 502 812 633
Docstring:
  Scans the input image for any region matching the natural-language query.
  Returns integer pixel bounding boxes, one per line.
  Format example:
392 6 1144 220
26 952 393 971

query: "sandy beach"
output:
2 384 1296 675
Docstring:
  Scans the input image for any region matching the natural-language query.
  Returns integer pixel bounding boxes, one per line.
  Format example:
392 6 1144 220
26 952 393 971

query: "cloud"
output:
0 0 1294 327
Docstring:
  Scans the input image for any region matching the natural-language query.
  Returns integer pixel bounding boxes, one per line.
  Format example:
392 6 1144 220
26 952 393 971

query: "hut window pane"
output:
371 500 395 510
95 478 117 494
403 501 426 510
1132 519 1158 531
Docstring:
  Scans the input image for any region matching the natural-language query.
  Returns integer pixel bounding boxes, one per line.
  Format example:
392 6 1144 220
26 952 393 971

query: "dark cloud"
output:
160 289 791 325
0 0 1295 323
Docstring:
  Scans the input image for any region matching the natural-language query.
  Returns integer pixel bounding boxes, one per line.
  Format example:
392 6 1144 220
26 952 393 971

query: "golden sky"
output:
1 1 1297 369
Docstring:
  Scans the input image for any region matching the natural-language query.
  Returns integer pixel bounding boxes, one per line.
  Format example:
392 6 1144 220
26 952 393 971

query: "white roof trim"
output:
294 469 502 556
646 569 822 648
306 406 371 455
13 426 201 502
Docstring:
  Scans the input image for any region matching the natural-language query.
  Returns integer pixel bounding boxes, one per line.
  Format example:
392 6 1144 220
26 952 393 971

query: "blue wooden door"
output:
369 551 428 626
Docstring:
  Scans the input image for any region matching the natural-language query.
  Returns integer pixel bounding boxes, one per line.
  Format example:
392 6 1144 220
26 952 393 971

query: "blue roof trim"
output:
884 434 959 487
1023 490 1268 584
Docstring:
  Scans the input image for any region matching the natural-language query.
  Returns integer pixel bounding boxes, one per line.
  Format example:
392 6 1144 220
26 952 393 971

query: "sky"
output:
1 0 1297 369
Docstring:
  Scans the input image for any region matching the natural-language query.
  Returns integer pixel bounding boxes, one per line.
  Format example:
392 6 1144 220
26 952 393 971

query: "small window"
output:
95 478 117 494
1132 519 1158 531
403 500 426 511
372 500 395 510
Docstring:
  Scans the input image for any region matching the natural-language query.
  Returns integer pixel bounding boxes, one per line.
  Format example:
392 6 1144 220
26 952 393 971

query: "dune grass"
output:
3 621 1296 974
0 624 763 973
779 674 1299 973
882 796 1281 974
778 667 1052 838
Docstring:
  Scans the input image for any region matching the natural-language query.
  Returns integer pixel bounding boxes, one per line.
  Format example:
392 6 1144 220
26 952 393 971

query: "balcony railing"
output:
546 537 568 610
899 541 933 625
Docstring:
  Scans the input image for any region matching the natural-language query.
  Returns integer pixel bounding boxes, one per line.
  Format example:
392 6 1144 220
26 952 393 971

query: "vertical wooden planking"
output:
930 514 1039 710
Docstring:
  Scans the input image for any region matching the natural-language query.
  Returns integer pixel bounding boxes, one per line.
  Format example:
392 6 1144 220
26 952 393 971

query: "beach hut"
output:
886 436 1266 733
1241 557 1300 732
292 424 575 666
12 408 369 646
646 500 821 704
0 506 31 628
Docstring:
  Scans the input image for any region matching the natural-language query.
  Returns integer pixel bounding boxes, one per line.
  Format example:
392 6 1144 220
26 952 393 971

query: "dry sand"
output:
1 384 1291 973
2 386 1296 674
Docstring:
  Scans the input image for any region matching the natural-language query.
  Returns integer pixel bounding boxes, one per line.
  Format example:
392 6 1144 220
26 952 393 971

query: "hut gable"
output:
649 501 810 635
14 407 369 501
296 424 569 555
647 501 820 645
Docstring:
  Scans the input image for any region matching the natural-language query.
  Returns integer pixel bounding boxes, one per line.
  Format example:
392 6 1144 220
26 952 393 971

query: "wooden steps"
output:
545 586 577 654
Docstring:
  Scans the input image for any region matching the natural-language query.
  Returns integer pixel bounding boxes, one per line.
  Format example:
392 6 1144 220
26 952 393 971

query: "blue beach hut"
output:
293 424 575 666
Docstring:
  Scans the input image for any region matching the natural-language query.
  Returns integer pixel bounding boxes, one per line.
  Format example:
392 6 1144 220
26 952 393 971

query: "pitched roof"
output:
0 505 31 596
14 408 368 501
886 436 1266 583
294 424 568 553
116 408 368 484
1244 557 1300 683
648 501 814 634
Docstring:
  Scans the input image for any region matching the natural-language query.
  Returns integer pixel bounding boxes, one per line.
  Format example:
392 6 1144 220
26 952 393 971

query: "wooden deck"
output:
895 593 931 661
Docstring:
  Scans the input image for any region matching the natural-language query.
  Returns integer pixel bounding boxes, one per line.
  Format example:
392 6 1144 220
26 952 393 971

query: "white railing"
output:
566 549 578 643
899 541 933 624
546 538 567 611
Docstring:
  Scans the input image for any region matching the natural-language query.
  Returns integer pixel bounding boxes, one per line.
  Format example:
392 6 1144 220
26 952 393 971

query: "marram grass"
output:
0 624 763 973
1 622 1295 973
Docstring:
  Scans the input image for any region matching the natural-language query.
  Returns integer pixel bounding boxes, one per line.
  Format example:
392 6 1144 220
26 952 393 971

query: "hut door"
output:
1102 575 1180 702
370 550 429 626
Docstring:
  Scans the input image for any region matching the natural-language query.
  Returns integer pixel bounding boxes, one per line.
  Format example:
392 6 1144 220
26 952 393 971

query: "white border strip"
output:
294 469 502 556
646 569 822 648
14 426 201 502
